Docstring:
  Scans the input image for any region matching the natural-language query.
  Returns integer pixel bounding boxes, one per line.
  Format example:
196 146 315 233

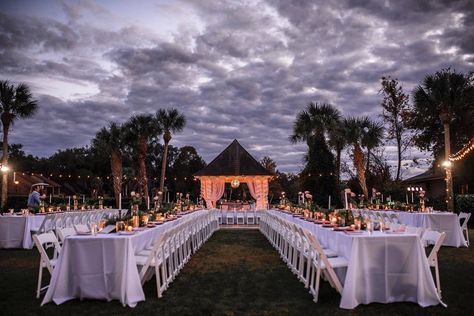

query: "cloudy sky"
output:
0 0 473 177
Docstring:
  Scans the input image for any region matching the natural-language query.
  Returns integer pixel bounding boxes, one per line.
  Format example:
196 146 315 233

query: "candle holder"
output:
116 221 125 232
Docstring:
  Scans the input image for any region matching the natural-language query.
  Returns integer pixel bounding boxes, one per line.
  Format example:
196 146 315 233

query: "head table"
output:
358 210 466 247
270 210 444 309
42 210 207 307
0 214 45 249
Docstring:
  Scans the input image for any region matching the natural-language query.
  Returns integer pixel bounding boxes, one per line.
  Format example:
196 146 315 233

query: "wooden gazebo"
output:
194 140 273 209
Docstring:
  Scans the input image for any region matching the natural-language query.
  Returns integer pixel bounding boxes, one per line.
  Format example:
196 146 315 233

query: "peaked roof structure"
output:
194 139 273 177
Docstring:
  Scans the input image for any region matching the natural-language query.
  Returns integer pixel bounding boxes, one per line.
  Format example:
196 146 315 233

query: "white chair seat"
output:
321 256 349 269
323 248 338 258
135 254 163 266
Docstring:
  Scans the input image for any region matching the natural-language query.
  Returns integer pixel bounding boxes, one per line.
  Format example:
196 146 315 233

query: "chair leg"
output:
466 229 470 246
36 263 43 299
434 264 442 299
314 267 321 303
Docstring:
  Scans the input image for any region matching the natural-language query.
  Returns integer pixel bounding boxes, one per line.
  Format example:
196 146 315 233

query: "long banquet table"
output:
42 210 207 307
270 210 444 309
0 214 45 249
362 210 466 247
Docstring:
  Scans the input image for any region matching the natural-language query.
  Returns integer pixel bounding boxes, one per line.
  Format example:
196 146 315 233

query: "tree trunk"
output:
1 120 10 210
353 143 368 197
137 138 148 198
159 139 170 202
441 113 454 212
335 147 342 189
396 136 402 181
111 151 122 209
365 148 371 175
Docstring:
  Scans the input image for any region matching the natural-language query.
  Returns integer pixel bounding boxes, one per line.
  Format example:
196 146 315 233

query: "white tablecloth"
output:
42 210 206 307
0 215 45 249
270 210 443 309
385 211 466 247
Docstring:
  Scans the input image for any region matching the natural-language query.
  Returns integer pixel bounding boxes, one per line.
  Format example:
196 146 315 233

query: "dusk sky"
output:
0 0 473 177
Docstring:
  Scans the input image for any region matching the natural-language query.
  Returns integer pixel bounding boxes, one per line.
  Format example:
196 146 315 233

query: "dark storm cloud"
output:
0 0 473 176
0 12 78 50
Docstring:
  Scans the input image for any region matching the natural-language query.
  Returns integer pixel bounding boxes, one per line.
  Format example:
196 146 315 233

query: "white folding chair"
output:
246 211 255 225
422 230 446 298
56 227 76 244
459 212 471 246
135 232 169 298
389 213 400 224
303 229 348 303
32 232 61 298
226 211 235 225
406 225 424 237
236 211 245 225
35 214 56 234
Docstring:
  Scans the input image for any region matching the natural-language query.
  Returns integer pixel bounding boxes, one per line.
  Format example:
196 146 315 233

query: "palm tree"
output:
92 123 125 208
290 102 340 146
155 108 186 201
412 68 474 211
327 119 347 188
291 103 340 206
344 117 371 197
362 120 384 173
0 81 38 209
124 114 161 198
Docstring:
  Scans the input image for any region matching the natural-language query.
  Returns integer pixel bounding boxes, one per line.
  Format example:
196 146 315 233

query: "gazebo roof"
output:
194 139 273 177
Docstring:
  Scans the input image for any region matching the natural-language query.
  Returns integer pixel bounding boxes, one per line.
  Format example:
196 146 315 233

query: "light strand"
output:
449 137 474 161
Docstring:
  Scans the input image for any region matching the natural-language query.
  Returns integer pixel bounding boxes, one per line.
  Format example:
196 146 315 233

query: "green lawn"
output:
1 229 473 315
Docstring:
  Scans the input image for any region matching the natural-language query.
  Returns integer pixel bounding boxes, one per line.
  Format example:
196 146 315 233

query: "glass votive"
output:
91 224 97 236
116 221 125 232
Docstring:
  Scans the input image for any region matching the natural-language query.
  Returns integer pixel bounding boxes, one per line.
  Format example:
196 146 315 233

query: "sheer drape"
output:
201 178 225 208
199 176 269 209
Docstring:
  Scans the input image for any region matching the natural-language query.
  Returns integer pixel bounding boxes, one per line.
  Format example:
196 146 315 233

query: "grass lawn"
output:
0 229 473 315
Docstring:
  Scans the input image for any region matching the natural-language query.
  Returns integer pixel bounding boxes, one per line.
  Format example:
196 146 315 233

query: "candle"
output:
49 194 52 204
147 196 150 210
406 194 408 204
127 225 133 232
345 192 349 209
328 195 331 209
68 196 71 205
119 193 122 209
83 195 85 204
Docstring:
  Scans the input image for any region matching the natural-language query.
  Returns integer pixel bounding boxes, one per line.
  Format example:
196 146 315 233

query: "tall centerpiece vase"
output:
73 195 78 210
98 196 104 210
132 205 139 228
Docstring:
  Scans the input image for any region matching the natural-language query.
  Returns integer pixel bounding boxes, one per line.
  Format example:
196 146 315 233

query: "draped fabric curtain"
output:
245 178 269 210
201 177 225 208
246 179 258 200
200 176 269 209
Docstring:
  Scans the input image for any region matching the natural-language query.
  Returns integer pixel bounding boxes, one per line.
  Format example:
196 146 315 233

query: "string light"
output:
449 137 474 161
12 171 195 182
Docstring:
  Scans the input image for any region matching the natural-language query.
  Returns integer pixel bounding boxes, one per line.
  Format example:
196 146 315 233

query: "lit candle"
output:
127 225 133 232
